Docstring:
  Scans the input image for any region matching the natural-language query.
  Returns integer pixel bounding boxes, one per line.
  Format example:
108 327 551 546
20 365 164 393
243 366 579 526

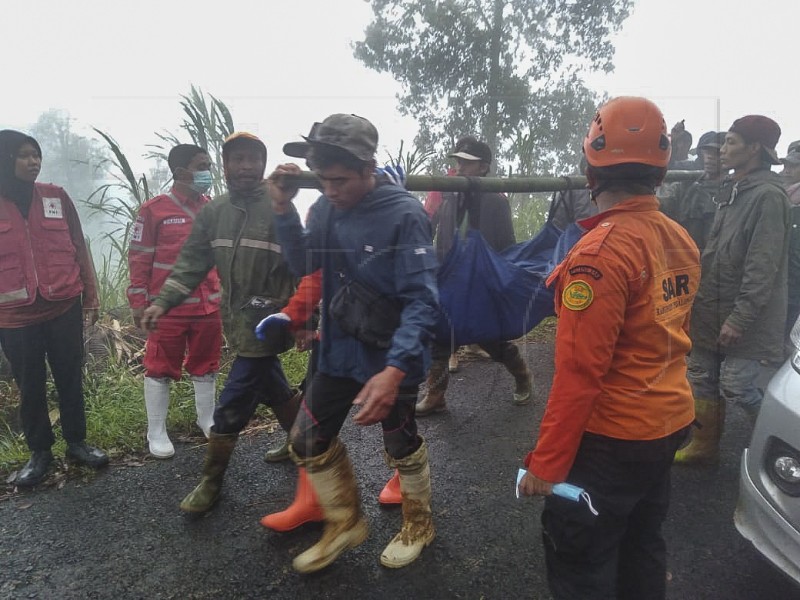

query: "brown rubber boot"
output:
380 439 436 568
179 431 237 513
264 391 302 462
674 398 724 465
502 348 533 405
292 438 369 574
416 358 449 416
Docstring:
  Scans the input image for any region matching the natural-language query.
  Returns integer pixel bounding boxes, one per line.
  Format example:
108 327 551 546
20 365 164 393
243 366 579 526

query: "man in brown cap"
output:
676 115 791 464
268 114 439 573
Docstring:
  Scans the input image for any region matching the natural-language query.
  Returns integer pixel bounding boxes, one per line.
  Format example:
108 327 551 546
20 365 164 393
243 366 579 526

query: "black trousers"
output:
213 355 293 434
541 428 689 600
291 371 420 460
0 301 86 451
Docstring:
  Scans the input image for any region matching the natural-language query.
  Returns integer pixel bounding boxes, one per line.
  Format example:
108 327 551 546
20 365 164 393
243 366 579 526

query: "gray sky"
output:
3 0 797 176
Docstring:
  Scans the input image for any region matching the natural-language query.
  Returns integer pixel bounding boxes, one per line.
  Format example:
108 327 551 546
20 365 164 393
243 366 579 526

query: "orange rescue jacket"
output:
526 196 699 483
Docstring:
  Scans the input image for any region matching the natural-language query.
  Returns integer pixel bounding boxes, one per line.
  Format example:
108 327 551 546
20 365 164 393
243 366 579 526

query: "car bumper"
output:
735 448 800 586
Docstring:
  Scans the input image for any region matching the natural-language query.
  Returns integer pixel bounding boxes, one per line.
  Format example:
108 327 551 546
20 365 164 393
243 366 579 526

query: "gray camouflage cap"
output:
283 113 378 161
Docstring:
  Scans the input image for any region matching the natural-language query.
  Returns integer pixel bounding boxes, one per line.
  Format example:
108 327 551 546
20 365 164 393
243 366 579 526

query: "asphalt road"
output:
1 338 799 600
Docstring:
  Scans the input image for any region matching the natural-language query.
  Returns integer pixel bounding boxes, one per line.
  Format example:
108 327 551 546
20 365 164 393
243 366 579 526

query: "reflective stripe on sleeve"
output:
238 238 281 253
129 244 156 253
152 262 174 270
0 287 30 304
210 239 234 248
162 279 193 296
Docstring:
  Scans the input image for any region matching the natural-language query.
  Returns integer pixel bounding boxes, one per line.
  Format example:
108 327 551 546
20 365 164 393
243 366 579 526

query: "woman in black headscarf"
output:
0 129 108 487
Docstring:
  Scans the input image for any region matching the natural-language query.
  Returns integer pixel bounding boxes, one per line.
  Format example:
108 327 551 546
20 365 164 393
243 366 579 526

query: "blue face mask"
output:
191 170 213 194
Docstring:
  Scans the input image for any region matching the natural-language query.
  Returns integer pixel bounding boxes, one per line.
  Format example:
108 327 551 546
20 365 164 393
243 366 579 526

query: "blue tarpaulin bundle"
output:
433 221 584 345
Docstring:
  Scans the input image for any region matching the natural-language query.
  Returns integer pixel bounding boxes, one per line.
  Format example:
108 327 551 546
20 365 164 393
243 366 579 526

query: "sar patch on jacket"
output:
653 267 699 322
42 197 63 219
562 280 594 311
568 264 603 280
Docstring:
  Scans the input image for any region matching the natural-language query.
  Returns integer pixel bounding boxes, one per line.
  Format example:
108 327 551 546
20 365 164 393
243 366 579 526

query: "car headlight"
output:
766 438 800 496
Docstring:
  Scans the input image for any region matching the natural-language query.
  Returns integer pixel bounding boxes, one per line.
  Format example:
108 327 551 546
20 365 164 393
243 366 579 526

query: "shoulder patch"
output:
568 264 603 280
576 222 615 256
562 280 594 311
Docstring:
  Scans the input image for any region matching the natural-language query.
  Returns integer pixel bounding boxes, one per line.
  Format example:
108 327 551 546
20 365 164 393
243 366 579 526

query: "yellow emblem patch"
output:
562 280 594 311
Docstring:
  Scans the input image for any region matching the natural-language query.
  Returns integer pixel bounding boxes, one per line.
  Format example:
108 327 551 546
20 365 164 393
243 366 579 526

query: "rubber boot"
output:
179 431 237 513
264 436 291 463
144 376 174 458
416 358 449 416
448 352 460 373
378 469 402 505
292 438 369 574
265 391 301 463
260 467 324 531
674 398 724 465
380 439 436 568
191 374 216 438
503 350 533 406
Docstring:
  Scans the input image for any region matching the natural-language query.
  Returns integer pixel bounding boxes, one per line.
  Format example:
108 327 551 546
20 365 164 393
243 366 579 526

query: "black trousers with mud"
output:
290 371 420 460
0 301 86 451
541 428 688 600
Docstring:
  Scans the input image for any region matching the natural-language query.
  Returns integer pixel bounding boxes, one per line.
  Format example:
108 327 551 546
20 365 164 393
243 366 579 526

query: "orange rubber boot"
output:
378 470 402 505
260 467 324 532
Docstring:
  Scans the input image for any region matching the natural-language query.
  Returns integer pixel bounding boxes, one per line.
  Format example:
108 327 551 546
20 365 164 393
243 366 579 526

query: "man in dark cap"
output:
780 141 800 335
267 113 439 572
415 136 533 416
658 131 726 251
676 115 791 464
0 130 108 487
141 132 301 513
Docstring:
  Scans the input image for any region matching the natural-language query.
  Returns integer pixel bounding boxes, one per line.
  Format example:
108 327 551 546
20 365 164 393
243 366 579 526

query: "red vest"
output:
0 183 84 308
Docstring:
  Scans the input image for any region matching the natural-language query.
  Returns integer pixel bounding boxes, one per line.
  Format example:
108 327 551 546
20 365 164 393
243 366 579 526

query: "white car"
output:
735 322 800 585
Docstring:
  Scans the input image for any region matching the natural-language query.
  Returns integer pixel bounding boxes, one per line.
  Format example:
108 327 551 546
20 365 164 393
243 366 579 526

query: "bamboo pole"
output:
285 170 702 193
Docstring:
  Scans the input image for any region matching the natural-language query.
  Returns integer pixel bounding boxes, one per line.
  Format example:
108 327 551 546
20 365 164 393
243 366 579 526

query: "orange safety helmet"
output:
583 97 671 169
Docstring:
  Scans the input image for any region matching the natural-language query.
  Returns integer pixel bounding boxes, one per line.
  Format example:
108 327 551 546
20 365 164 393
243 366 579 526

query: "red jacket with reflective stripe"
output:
127 188 221 316
0 183 97 311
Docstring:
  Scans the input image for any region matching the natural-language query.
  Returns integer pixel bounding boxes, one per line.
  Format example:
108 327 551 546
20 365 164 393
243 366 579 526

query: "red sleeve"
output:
525 251 628 482
282 269 322 331
127 202 157 310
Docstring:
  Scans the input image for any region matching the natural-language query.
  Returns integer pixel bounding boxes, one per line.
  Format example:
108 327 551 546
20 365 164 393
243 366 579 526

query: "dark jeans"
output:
542 429 688 600
213 355 293 434
291 371 420 460
0 301 86 451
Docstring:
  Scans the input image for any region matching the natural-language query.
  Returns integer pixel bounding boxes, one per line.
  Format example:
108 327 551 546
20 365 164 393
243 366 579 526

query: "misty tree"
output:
28 110 107 218
354 0 632 176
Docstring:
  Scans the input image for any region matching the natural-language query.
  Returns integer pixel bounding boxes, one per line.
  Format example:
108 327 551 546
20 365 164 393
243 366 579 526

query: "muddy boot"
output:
264 436 291 463
260 467 323 531
378 469 402 505
380 439 436 568
179 431 237 513
674 398 724 465
144 376 174 458
502 350 533 406
191 374 216 438
416 358 449 416
448 352 460 373
292 438 369 574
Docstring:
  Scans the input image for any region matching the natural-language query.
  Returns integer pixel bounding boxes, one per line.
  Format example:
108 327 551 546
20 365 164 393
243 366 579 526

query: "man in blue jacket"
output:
267 114 439 574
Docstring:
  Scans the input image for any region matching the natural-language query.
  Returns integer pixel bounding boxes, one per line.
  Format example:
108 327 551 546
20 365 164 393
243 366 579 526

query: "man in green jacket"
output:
141 132 299 512
676 115 790 464
658 131 725 252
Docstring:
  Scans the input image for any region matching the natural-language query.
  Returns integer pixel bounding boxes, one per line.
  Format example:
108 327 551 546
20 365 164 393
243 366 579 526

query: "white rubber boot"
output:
191 374 216 439
144 377 174 458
